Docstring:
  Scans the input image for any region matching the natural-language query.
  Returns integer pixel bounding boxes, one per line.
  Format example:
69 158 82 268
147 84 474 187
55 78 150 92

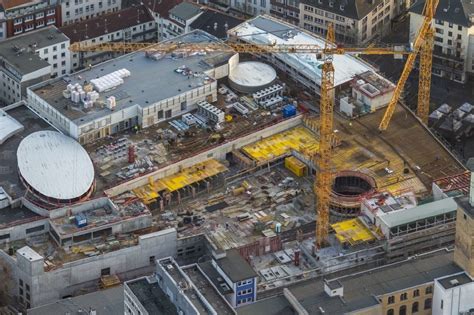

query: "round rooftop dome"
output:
17 131 94 203
228 61 277 93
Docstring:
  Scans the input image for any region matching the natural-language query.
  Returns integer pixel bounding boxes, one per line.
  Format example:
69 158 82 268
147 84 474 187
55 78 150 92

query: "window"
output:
458 25 462 31
387 309 394 315
101 268 110 276
53 55 57 60
448 31 452 37
158 110 163 119
14 18 22 25
424 298 432 309
61 52 66 57
25 15 34 21
448 39 452 45
388 296 395 304
435 19 443 25
399 305 406 315
412 301 419 313
413 289 419 297
26 225 44 234
25 284 30 292
400 292 407 301
435 28 443 34
149 256 155 264
440 300 443 309
24 24 34 31
448 22 453 28
47 9 55 15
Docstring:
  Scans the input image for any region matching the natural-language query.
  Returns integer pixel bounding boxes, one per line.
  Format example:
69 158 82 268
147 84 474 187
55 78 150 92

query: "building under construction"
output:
0 14 469 312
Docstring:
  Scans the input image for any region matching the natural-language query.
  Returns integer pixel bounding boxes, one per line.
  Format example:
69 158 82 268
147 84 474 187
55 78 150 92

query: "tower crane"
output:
379 0 439 130
69 31 412 247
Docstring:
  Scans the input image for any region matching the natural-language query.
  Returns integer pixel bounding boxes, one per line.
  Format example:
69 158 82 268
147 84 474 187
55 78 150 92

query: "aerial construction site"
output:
0 6 473 315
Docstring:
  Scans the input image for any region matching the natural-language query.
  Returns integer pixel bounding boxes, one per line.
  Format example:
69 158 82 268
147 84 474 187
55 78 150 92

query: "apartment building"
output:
232 0 271 15
299 0 397 44
60 5 156 70
0 0 61 40
410 0 474 83
159 2 202 40
60 0 121 26
270 0 300 24
0 27 70 105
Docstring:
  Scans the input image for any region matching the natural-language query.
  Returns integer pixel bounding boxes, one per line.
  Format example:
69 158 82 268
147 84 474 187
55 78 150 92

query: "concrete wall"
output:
0 218 49 244
155 259 200 315
105 114 303 196
11 227 177 308
432 274 474 315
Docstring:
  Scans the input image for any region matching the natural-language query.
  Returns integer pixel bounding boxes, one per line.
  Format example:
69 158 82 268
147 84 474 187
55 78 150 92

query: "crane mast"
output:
69 25 433 250
315 24 335 248
379 0 439 130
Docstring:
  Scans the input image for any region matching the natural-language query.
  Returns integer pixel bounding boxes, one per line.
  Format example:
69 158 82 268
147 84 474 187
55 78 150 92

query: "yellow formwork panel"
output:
284 156 306 177
242 126 319 162
331 218 375 246
133 159 227 202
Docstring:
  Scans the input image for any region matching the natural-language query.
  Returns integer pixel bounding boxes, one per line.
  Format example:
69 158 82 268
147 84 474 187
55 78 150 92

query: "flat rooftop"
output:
240 250 461 315
437 272 473 290
182 265 235 315
0 26 67 75
228 15 375 87
0 105 53 199
217 249 258 283
49 199 150 237
28 285 124 315
0 205 42 229
31 30 233 125
127 278 178 315
159 259 209 314
0 109 23 144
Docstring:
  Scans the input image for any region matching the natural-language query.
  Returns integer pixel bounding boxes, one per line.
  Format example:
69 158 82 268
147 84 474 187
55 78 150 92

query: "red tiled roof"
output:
60 5 155 43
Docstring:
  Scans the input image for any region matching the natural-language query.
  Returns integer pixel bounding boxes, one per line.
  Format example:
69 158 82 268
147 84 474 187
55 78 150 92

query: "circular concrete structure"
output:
330 171 376 219
17 131 95 204
228 61 277 93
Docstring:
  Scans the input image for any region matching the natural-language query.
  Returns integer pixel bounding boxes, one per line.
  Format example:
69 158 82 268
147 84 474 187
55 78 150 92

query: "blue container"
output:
282 104 296 118
75 213 87 228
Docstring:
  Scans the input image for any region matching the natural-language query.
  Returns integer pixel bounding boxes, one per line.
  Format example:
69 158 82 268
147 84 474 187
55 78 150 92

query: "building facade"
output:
409 0 474 83
159 2 202 40
270 0 300 24
59 0 122 25
0 0 61 40
299 0 396 44
60 5 156 70
0 27 70 105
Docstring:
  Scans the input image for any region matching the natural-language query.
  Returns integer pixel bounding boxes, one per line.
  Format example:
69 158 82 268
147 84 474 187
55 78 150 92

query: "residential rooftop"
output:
300 0 384 20
169 1 202 20
0 26 67 75
60 5 154 43
228 15 375 87
411 0 474 27
189 9 243 39
127 277 178 315
30 30 233 125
